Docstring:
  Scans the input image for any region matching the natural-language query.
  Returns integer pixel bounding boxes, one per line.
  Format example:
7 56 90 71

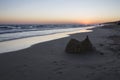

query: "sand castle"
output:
65 36 95 53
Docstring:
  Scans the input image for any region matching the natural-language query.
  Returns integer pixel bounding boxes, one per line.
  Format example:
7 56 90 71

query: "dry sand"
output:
0 25 120 80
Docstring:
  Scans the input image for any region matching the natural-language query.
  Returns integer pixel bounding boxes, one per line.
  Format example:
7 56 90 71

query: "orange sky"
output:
0 16 119 24
0 0 120 24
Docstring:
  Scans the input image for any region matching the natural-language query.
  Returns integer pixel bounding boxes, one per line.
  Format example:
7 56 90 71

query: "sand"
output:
0 25 120 80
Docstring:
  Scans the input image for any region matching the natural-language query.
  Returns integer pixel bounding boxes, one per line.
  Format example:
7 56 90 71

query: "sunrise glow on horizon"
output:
0 0 120 24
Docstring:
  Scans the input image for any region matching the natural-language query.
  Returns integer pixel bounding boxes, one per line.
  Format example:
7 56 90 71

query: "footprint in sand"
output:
53 61 58 65
52 60 66 75
99 44 104 47
53 60 67 66
56 71 63 74
53 67 63 75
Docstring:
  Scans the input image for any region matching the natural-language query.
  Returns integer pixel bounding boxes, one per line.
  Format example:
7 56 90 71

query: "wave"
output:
0 24 87 42
0 24 84 34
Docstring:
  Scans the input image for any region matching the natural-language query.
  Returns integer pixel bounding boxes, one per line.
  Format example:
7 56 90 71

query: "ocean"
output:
0 24 85 42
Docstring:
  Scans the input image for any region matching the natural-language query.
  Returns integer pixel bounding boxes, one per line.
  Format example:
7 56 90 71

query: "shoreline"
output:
0 25 120 80
0 26 94 54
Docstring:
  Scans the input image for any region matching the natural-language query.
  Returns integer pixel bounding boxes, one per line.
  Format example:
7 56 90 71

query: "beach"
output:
0 25 120 80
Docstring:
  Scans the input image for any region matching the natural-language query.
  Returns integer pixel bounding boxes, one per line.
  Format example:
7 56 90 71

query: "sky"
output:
0 0 120 24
